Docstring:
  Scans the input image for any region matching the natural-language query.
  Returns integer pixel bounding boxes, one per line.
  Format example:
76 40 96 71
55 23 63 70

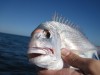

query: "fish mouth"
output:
28 47 54 58
28 53 43 58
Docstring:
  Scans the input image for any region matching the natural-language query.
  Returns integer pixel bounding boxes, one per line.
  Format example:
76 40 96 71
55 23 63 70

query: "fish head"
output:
28 21 63 70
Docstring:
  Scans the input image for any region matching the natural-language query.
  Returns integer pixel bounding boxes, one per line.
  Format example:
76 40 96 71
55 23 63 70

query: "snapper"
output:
28 14 99 70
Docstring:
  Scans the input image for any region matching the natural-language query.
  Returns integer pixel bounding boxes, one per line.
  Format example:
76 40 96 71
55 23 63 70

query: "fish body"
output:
28 15 99 70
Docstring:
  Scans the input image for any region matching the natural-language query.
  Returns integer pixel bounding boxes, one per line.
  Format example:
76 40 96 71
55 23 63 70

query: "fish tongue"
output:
28 53 43 58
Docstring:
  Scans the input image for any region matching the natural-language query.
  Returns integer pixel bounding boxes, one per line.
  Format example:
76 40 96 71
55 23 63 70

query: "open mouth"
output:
28 53 43 58
28 47 54 58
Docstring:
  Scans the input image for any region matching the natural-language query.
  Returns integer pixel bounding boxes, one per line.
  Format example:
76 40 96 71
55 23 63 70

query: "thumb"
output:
61 48 96 74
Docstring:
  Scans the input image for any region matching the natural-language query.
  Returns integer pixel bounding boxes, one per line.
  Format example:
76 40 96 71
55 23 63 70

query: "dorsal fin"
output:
51 13 88 38
52 13 79 30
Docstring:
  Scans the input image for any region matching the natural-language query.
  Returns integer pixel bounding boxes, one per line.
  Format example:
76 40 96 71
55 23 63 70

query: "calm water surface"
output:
0 32 40 75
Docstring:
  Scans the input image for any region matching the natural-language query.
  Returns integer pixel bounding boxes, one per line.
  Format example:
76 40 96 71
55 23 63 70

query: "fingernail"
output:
61 48 70 56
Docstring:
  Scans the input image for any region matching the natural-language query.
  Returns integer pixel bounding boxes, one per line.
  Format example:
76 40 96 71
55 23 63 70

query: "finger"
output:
61 48 85 68
62 49 100 74
38 70 57 75
38 68 83 75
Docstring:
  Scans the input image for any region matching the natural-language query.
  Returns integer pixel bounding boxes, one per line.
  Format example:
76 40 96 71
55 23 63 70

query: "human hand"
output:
38 68 82 75
38 48 100 75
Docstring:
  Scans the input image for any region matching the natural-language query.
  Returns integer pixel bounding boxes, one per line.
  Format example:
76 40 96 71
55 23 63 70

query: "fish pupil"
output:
44 29 50 39
46 32 50 38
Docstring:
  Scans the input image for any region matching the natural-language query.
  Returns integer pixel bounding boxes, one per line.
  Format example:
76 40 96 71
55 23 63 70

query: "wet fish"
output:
28 14 99 70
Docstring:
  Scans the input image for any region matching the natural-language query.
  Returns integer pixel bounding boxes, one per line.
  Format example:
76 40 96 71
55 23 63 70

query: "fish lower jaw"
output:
47 59 63 70
30 56 63 70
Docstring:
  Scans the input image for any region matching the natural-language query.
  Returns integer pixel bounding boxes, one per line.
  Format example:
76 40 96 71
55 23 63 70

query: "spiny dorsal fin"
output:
52 13 79 30
51 13 88 39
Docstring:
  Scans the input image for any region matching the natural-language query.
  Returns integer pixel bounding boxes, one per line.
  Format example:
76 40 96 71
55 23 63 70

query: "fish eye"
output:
44 29 51 39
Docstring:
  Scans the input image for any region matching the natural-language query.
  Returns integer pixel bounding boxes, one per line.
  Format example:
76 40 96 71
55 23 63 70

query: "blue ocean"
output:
0 32 40 75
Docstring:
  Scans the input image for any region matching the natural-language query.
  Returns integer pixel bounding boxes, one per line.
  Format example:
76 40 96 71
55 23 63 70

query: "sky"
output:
0 0 100 45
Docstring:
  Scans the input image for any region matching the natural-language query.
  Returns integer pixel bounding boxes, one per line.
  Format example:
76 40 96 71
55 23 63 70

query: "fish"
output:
27 13 99 70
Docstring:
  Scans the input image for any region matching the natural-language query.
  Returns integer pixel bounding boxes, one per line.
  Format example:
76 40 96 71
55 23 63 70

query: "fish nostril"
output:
31 29 43 37
35 29 42 33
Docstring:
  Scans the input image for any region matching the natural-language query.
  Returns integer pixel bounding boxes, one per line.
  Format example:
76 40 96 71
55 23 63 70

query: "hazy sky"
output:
0 0 100 45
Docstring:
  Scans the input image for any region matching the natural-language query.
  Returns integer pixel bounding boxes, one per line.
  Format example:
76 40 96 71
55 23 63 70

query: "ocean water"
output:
0 32 40 75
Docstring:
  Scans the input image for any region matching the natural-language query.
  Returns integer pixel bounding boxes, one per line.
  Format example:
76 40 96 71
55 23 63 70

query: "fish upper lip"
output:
28 47 54 58
29 47 54 54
